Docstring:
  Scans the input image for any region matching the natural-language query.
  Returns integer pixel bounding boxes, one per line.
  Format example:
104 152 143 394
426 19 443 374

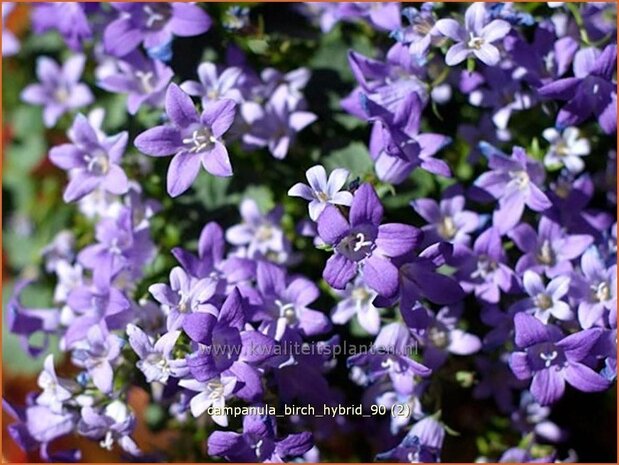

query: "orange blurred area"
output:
5 3 30 37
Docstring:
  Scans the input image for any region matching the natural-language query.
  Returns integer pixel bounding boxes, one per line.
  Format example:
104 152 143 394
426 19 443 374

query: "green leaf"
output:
243 184 274 213
324 142 373 178
248 39 269 55
191 173 232 210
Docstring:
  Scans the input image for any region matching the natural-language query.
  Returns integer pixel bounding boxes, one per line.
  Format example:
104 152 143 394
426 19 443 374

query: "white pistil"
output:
540 350 558 368
182 129 216 154
275 299 296 323
135 70 155 94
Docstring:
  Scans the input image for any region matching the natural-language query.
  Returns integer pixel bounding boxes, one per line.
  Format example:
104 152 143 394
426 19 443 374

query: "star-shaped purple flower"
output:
103 3 212 58
135 83 237 197
509 313 609 405
49 114 129 203
475 145 552 234
208 415 313 462
435 2 510 66
539 44 617 134
21 55 93 127
317 183 422 297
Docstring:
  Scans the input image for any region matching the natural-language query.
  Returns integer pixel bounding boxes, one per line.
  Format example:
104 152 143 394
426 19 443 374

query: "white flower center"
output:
438 215 457 240
135 70 155 94
537 240 555 265
593 281 610 302
255 224 274 241
85 151 110 175
534 293 553 310
510 170 530 190
468 33 485 50
206 379 224 400
540 350 558 368
54 86 70 103
183 128 215 154
275 299 297 323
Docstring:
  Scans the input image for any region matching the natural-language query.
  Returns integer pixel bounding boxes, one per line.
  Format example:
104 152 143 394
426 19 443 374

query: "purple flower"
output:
417 306 482 369
412 187 479 246
288 165 353 221
27 404 77 444
454 227 518 304
511 391 564 443
509 313 609 405
180 62 243 106
435 2 510 66
364 92 452 184
178 375 238 425
340 2 402 32
98 51 174 114
2 3 19 56
21 55 93 127
208 414 313 462
172 221 254 286
253 261 331 337
31 3 92 51
542 126 590 173
63 283 132 348
225 199 292 264
571 247 616 329
475 145 552 234
396 243 466 309
148 266 217 331
539 44 617 134
505 22 578 87
41 231 75 274
508 217 593 277
342 44 428 120
348 322 432 395
511 271 572 324
184 288 275 402
376 416 444 462
241 86 317 159
77 401 140 455
465 67 536 132
77 207 154 285
50 114 129 202
400 4 441 59
127 323 186 383
135 83 237 197
317 183 422 297
331 278 381 335
71 324 123 394
36 355 79 413
103 3 212 58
